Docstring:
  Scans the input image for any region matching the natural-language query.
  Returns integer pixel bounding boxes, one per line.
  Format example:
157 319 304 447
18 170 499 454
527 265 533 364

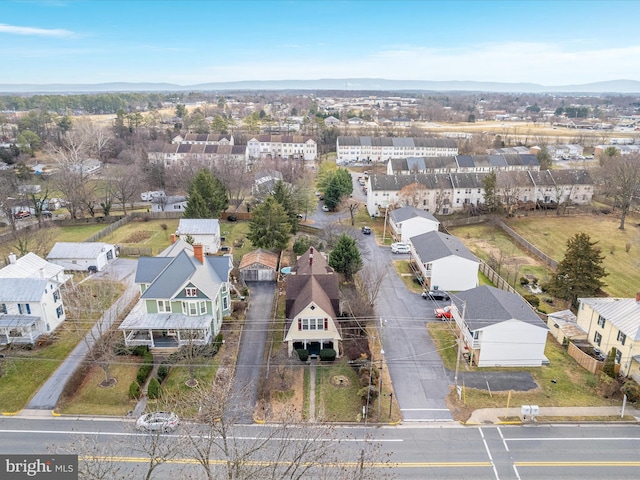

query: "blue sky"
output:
1 0 639 85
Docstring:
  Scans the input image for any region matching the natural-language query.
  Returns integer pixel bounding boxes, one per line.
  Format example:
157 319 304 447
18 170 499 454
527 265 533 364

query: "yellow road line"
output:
516 461 640 467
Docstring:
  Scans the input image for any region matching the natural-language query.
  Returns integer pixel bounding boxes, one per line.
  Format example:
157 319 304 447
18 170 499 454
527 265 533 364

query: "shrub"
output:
319 348 336 361
132 346 149 357
293 236 312 255
296 349 309 362
603 348 617 379
523 294 540 308
520 277 529 285
213 333 224 354
128 381 141 399
147 378 161 399
622 381 640 403
157 365 170 383
227 214 237 222
136 353 154 385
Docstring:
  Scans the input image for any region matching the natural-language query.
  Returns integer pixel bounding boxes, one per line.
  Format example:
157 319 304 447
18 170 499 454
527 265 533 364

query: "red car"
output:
434 306 453 319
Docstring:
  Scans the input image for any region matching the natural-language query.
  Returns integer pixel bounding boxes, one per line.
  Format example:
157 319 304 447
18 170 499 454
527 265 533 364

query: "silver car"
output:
136 411 179 432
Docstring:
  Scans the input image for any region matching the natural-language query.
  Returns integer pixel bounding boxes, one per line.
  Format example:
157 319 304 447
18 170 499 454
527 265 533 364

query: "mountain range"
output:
1 79 639 94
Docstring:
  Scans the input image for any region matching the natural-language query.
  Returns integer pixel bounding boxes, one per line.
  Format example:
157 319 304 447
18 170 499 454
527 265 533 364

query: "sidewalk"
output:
467 405 640 424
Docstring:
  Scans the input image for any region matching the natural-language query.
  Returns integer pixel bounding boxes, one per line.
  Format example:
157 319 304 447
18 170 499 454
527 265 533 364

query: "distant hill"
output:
1 78 639 94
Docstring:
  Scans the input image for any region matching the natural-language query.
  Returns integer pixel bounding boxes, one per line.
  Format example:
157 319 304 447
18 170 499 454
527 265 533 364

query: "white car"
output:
136 411 179 432
391 243 410 254
322 205 330 212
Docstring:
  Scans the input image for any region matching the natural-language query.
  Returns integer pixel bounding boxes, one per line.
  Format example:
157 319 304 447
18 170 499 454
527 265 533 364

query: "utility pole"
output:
454 302 466 391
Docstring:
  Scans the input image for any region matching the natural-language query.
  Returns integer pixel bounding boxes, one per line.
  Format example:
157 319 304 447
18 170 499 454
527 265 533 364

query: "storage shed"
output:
239 249 279 282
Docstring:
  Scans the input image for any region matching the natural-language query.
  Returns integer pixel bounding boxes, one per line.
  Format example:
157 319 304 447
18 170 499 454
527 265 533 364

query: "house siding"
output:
477 320 548 367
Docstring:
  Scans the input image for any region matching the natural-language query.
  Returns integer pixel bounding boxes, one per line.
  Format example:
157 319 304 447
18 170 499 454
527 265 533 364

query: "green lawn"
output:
315 359 362 422
59 363 140 416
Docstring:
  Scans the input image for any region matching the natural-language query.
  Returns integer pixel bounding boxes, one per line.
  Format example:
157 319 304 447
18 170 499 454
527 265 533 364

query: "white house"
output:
151 195 188 213
409 231 479 292
388 205 440 242
176 219 221 254
47 242 117 272
450 286 549 367
0 252 68 345
246 134 317 161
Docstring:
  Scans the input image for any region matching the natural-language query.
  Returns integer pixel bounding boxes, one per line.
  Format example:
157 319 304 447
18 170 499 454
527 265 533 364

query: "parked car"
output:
391 242 410 254
422 290 450 301
434 306 453 319
14 210 30 219
87 265 98 274
361 226 372 235
136 411 179 432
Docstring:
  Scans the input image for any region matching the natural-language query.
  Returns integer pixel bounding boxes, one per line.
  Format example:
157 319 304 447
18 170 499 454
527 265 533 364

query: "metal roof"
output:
580 297 640 341
0 252 64 280
177 219 220 235
47 242 114 260
0 278 48 301
389 205 439 224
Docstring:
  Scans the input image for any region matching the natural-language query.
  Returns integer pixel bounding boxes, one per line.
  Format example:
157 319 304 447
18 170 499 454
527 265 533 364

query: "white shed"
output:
47 242 117 272
176 218 221 254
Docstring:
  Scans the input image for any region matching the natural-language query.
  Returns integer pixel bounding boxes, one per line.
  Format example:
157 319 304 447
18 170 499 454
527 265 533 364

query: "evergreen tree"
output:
329 233 363 281
183 190 210 219
272 180 299 234
187 168 228 218
247 197 291 251
546 233 607 307
482 171 500 213
324 168 353 210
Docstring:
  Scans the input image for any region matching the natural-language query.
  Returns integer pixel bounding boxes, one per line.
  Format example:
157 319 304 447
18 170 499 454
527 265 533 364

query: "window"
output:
56 305 64 318
594 331 602 346
185 287 198 297
53 290 60 302
617 331 627 345
223 297 228 310
18 304 31 315
158 300 171 313
597 315 606 328
300 318 325 331
615 349 622 364
1 303 6 314
183 301 206 316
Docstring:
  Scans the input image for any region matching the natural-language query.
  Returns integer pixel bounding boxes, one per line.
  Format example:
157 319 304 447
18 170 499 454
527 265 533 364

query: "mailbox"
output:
521 405 531 417
530 405 540 417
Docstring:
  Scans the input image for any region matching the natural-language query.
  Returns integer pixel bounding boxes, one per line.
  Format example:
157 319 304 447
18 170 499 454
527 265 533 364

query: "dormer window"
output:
185 287 198 297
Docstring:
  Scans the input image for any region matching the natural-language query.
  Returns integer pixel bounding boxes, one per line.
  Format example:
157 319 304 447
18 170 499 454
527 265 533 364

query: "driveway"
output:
227 281 276 424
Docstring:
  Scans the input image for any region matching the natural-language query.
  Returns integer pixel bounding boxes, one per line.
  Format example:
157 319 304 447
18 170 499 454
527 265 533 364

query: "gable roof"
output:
292 247 334 275
0 252 64 280
177 218 220 235
239 249 279 270
410 231 478 264
0 278 49 302
47 242 114 260
452 286 547 331
389 205 439 224
137 242 231 300
286 275 337 320
580 297 640 341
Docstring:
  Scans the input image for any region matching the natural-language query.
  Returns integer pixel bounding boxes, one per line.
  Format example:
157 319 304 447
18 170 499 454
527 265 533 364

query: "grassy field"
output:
316 359 362 422
449 213 640 298
99 218 179 256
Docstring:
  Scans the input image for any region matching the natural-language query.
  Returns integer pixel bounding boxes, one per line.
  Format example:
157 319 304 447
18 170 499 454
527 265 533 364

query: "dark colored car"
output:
422 290 450 301
361 226 372 235
87 266 98 274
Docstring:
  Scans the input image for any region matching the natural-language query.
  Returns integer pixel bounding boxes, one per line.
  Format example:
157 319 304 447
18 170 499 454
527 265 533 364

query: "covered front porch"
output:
0 316 43 345
289 339 340 358
119 311 213 351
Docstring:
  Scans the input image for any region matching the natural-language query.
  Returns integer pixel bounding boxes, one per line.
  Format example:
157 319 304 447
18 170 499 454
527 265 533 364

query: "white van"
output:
391 243 410 254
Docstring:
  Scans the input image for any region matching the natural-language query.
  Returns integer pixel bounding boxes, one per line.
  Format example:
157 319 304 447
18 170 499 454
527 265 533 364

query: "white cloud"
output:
0 23 74 38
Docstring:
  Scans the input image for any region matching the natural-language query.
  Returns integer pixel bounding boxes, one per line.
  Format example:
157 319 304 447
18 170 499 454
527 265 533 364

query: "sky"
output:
1 0 639 86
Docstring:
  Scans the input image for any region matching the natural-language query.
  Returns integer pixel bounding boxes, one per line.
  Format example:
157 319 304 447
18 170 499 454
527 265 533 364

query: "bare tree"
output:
212 157 252 212
340 198 360 226
601 153 640 230
11 223 58 257
106 165 140 215
356 263 388 307
397 182 427 208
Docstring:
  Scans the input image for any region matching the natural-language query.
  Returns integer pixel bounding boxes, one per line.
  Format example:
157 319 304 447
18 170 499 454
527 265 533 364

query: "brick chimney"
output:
636 292 640 303
193 244 204 263
170 233 176 244
309 246 314 266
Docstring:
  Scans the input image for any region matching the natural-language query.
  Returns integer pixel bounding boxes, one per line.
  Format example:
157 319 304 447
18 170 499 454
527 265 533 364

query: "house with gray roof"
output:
0 253 68 345
386 154 540 176
576 295 640 379
46 242 117 272
284 247 342 358
118 239 232 352
176 218 221 254
388 205 440 242
409 231 479 292
337 136 458 163
448 286 549 367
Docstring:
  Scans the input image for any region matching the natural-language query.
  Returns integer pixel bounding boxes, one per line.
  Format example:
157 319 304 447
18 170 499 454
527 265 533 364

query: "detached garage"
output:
47 242 117 272
239 249 279 282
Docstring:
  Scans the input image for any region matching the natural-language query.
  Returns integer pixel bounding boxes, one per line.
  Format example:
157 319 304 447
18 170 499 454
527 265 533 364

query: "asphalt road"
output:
2 416 640 479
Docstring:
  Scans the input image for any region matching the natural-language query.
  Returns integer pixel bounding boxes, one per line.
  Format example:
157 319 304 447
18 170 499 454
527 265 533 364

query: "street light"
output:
378 349 384 419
